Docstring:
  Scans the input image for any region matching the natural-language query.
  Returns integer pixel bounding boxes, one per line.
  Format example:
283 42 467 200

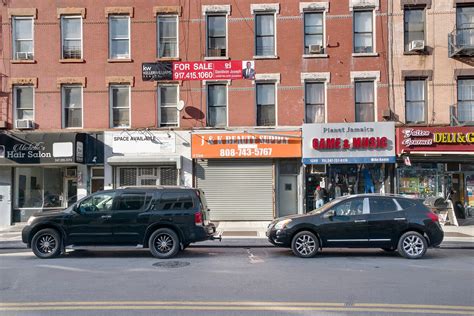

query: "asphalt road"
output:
0 246 473 316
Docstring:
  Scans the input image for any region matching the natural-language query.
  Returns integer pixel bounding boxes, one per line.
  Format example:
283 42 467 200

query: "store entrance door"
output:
66 179 77 207
278 175 298 217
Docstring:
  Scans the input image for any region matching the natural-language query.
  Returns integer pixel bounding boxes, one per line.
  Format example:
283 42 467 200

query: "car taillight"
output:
427 212 439 222
194 212 203 225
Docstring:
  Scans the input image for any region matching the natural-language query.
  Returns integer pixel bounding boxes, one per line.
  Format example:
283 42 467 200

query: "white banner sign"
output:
112 132 176 154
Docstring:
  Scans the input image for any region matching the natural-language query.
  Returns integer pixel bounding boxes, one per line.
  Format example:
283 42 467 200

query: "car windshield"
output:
309 199 341 215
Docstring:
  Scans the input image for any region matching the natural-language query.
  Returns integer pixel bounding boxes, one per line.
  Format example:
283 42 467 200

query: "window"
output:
207 84 227 127
353 11 373 53
78 192 115 213
255 14 275 56
117 167 178 187
91 167 104 193
334 198 365 216
61 16 82 59
404 7 425 52
14 86 34 125
15 167 65 208
62 85 83 128
207 15 226 57
12 17 34 60
116 193 147 211
109 15 130 59
304 12 324 54
396 198 417 210
110 85 130 128
405 79 426 123
457 6 474 47
157 192 194 211
457 78 474 123
369 198 398 214
305 82 325 123
158 85 178 127
355 81 375 122
157 15 178 58
256 83 276 126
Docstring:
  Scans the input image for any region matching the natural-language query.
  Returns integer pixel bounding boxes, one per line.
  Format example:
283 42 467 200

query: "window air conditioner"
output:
309 44 323 54
409 40 425 52
16 119 34 129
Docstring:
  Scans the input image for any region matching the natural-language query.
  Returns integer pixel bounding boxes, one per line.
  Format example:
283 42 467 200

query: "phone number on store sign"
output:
219 148 273 157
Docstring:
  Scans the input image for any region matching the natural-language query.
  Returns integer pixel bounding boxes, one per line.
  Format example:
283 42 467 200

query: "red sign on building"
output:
396 126 474 154
173 61 246 81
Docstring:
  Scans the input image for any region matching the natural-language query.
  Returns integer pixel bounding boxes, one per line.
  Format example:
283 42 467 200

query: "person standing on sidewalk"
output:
314 186 324 209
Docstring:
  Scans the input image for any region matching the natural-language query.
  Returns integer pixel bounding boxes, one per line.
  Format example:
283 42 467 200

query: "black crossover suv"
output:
267 194 444 259
22 186 217 259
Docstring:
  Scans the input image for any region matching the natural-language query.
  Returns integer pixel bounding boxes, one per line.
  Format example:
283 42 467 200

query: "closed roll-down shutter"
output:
196 159 274 221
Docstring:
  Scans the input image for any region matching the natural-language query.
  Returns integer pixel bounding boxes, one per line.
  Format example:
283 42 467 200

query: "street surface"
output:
0 245 473 315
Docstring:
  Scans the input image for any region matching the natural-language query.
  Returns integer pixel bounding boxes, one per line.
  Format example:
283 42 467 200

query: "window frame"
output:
303 11 325 55
304 81 326 123
61 84 83 129
256 81 277 126
457 77 474 123
158 84 179 127
403 6 426 53
404 78 427 124
108 15 131 60
206 13 228 58
206 82 228 127
255 13 276 57
109 84 131 128
13 85 35 127
12 16 34 60
353 10 374 54
368 197 401 214
354 80 375 122
157 14 178 59
60 15 83 60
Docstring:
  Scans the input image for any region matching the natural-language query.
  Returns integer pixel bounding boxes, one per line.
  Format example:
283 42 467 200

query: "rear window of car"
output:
396 198 417 210
116 193 147 211
156 192 195 211
369 197 398 213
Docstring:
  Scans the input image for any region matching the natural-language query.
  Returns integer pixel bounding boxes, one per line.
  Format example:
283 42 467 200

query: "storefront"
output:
191 130 302 221
0 132 104 226
396 127 474 212
104 130 192 189
302 122 396 212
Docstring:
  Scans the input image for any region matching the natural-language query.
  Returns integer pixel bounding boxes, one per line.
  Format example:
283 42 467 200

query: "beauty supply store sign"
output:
302 122 396 164
397 126 474 154
192 131 301 159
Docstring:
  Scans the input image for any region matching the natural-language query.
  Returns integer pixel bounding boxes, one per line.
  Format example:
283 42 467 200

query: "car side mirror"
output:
323 210 335 219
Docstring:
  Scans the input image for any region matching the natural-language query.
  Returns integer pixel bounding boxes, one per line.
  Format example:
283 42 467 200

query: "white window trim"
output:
206 81 229 127
255 76 279 127
108 15 131 59
61 85 83 129
158 84 180 128
351 71 379 122
352 9 376 55
252 4 278 59
301 72 330 123
12 16 34 60
13 85 35 128
109 84 131 128
60 15 83 59
157 14 179 59
302 8 327 58
205 12 229 60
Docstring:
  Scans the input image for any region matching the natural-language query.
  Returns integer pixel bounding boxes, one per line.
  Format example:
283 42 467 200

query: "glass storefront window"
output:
397 166 442 198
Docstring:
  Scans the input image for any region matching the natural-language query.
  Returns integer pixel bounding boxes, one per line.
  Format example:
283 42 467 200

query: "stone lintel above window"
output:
401 70 433 81
57 77 86 88
300 72 330 83
251 3 280 14
299 2 329 13
9 77 38 87
154 6 182 16
105 7 134 17
349 0 379 11
202 5 231 15
57 8 86 18
255 73 280 83
454 0 474 7
8 8 37 18
106 76 134 87
350 71 380 82
401 0 431 9
454 68 474 78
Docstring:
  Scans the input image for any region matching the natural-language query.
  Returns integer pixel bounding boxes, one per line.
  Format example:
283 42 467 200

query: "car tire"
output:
397 231 428 259
149 228 180 259
291 231 319 258
31 228 62 259
381 247 396 252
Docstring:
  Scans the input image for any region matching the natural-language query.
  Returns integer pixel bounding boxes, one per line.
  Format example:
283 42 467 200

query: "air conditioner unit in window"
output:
409 40 425 52
16 52 33 60
309 44 323 54
16 119 34 129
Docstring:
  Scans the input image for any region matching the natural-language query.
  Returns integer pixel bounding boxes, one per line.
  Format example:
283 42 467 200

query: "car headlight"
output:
27 216 36 225
274 219 292 230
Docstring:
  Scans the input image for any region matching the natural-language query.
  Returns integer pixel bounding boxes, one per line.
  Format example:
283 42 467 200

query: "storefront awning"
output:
107 155 182 169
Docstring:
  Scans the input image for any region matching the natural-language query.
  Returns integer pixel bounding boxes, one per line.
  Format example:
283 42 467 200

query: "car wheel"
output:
149 228 180 259
31 228 61 259
291 231 319 258
381 247 396 252
397 231 428 259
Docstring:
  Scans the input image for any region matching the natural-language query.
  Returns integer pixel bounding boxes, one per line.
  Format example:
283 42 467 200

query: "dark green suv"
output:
22 186 217 259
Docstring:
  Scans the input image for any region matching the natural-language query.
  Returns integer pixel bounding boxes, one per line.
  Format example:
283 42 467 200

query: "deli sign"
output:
397 126 474 154
302 122 396 164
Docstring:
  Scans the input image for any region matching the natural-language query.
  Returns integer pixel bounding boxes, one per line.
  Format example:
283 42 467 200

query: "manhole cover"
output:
153 261 190 268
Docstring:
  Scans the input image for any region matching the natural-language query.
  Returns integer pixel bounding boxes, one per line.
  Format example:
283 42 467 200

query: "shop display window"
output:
397 166 443 198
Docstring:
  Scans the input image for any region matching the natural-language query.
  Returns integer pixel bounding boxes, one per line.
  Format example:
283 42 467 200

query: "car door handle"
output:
101 215 112 219
354 220 367 223
394 217 406 221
